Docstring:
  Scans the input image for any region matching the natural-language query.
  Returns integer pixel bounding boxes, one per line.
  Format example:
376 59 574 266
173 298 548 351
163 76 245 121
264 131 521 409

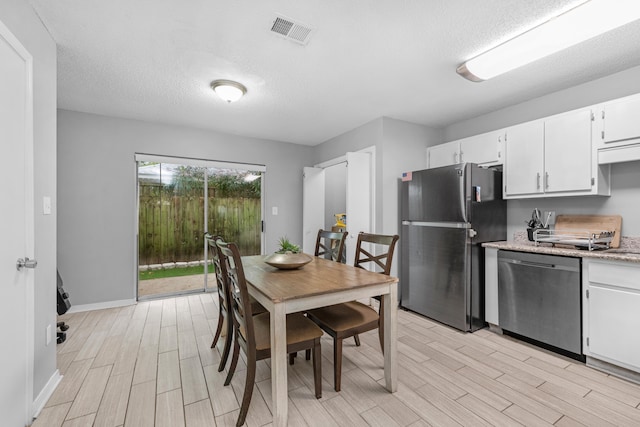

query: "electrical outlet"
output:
272 206 278 215
46 324 52 346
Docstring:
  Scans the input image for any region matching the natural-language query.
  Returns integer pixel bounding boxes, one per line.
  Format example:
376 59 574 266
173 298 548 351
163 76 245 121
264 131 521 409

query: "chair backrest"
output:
216 240 255 351
206 234 231 309
314 229 348 263
354 232 399 275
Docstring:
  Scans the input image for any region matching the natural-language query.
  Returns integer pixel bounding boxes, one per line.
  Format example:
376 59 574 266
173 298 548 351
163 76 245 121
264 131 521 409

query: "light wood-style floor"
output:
35 293 640 426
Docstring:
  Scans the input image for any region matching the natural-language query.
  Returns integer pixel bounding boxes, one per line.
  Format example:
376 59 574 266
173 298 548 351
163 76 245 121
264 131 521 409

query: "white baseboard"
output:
32 369 62 419
67 298 136 313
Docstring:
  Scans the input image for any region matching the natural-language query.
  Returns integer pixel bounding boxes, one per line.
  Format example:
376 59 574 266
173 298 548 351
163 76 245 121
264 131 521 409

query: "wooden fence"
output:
138 184 261 265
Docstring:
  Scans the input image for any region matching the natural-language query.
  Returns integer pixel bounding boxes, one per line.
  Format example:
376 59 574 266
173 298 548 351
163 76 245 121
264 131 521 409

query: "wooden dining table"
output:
241 255 399 427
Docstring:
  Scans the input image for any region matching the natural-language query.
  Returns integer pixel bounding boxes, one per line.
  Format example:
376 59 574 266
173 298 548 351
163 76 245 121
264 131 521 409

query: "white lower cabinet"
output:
583 259 640 374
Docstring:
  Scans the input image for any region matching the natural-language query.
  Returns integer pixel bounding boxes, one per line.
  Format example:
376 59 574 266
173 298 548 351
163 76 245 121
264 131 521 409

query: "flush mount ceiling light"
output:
457 0 640 82
210 79 247 103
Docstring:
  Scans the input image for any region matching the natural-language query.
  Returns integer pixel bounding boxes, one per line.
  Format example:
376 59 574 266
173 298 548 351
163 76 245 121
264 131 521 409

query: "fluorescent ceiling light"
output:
210 79 247 103
457 0 640 82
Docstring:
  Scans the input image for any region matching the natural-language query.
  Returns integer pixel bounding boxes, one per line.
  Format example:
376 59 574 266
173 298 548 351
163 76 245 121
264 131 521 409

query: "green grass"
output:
139 264 214 280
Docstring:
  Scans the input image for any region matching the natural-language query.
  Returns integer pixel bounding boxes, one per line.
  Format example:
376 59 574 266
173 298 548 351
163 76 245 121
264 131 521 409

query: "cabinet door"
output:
460 131 504 165
504 120 544 197
588 284 640 371
544 109 592 193
427 141 459 168
603 94 640 144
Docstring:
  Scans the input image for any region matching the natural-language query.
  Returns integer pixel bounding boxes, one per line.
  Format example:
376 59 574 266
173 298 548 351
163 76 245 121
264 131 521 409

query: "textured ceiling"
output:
27 0 640 145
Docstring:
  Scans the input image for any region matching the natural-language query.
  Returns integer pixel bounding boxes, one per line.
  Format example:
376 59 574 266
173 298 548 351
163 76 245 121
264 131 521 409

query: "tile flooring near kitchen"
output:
36 293 640 427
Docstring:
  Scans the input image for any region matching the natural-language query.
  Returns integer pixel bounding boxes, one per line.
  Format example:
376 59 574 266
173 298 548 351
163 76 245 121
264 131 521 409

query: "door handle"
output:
16 257 38 271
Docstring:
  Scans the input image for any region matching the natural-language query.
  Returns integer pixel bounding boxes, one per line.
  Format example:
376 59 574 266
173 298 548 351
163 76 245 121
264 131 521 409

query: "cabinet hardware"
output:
602 110 605 119
536 172 541 190
591 112 595 121
545 172 549 190
586 289 590 298
587 337 590 346
601 130 605 140
454 152 458 163
591 177 595 186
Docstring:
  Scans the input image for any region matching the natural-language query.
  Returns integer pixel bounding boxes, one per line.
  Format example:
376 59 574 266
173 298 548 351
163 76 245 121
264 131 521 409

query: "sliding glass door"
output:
136 155 264 299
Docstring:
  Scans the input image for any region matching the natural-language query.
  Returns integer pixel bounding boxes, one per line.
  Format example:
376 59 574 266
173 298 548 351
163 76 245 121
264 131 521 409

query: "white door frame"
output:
314 145 376 234
0 18 35 424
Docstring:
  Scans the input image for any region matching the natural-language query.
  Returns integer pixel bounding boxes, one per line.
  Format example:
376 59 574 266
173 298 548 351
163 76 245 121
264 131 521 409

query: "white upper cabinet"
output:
595 93 640 165
544 109 593 193
426 140 460 168
504 108 609 199
427 130 503 169
601 93 640 145
504 120 545 197
459 131 504 166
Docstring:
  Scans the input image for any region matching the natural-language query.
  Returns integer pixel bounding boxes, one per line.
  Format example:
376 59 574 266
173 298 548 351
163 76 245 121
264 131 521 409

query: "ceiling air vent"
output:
270 15 313 45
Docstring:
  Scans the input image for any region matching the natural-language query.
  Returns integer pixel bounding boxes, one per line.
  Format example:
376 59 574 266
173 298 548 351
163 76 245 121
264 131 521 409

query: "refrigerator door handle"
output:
402 220 471 229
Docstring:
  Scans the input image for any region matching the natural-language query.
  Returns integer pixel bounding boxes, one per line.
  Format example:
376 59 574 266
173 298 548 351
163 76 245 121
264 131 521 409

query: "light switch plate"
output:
43 196 51 215
272 206 278 215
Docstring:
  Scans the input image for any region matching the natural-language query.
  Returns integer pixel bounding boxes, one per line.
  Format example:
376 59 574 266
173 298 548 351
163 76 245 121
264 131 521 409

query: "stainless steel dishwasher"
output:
498 250 582 357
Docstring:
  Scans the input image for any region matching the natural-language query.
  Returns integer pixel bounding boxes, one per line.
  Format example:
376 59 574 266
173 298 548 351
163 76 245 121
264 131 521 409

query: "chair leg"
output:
289 352 296 365
378 302 385 354
236 352 256 427
353 334 361 346
313 338 322 398
224 339 240 386
217 316 234 372
211 313 224 349
305 349 311 360
333 337 343 392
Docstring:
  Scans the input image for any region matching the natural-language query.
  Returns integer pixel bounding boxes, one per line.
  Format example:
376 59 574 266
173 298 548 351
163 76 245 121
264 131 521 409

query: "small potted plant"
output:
264 236 312 269
276 236 300 254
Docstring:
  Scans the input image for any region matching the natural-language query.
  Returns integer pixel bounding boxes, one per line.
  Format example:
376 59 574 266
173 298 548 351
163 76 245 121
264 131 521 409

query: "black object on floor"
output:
57 270 71 344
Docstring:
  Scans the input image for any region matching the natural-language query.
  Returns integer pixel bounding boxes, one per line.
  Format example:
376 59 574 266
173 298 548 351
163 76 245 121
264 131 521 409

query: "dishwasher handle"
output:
499 257 579 273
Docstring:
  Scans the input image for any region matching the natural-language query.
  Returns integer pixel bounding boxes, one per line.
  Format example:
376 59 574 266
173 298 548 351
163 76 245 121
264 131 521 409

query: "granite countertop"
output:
483 231 640 264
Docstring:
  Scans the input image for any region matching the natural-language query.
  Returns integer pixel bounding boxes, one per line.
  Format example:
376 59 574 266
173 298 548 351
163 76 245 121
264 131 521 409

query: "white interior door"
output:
302 167 325 254
0 20 35 426
346 151 372 264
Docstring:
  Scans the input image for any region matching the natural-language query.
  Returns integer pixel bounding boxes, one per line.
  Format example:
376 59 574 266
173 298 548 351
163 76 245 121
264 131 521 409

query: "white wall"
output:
57 110 313 306
443 65 640 239
0 0 58 407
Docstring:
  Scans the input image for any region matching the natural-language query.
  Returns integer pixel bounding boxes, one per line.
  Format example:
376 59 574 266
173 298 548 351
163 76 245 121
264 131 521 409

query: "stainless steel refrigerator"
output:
399 163 506 332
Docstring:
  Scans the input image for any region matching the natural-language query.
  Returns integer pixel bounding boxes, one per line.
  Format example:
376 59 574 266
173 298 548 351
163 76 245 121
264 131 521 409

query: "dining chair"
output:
205 234 265 372
216 239 324 426
289 228 349 365
315 229 348 263
305 232 399 392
